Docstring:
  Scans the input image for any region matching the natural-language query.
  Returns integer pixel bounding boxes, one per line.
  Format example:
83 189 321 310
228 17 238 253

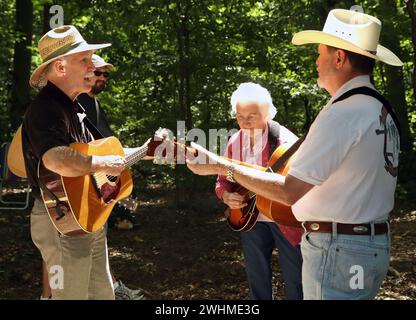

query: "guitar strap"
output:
267 120 280 159
332 86 401 137
76 102 105 140
36 178 67 220
94 97 101 129
267 136 305 173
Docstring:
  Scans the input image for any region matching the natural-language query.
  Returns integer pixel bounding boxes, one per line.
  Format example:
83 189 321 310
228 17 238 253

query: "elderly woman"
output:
215 82 303 300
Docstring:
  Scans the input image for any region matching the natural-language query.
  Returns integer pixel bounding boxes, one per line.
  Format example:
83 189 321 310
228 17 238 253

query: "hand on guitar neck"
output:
91 154 126 176
123 137 154 161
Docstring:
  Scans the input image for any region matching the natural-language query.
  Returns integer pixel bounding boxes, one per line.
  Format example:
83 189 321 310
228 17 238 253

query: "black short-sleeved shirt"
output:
22 81 93 190
77 93 114 138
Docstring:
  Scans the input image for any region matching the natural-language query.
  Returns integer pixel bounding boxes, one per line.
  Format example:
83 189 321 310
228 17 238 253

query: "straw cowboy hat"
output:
292 8 403 66
30 25 111 88
92 54 114 69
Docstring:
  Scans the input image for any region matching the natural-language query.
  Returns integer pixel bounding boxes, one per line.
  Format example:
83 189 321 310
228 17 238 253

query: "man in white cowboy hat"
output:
187 7 402 300
22 25 125 299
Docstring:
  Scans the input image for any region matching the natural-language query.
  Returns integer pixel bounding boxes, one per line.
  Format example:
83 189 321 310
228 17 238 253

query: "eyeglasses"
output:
94 70 110 78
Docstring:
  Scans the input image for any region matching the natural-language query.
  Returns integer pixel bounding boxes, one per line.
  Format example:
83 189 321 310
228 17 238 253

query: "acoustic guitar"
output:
38 128 169 235
254 143 301 228
7 125 27 178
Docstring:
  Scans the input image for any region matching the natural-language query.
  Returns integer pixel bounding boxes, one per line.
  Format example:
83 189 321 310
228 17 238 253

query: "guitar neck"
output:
125 145 149 167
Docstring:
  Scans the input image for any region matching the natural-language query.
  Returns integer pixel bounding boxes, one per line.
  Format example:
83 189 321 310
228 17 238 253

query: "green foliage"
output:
1 0 415 199
0 1 16 139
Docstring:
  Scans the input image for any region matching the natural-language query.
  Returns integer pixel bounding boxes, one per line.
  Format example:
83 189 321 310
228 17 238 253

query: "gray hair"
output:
230 82 277 120
36 57 68 88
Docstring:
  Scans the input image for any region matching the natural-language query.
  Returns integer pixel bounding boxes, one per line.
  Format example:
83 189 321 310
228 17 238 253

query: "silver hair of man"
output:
230 82 277 120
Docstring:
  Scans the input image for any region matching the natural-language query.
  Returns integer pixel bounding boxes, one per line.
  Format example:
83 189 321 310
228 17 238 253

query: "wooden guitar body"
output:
221 143 301 230
255 143 301 228
225 185 259 232
39 137 133 235
7 125 27 178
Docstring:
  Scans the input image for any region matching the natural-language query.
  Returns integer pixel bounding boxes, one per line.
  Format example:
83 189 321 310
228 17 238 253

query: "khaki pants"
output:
31 199 114 300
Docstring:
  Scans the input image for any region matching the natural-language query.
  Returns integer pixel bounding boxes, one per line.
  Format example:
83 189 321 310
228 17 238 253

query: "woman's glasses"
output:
94 71 110 78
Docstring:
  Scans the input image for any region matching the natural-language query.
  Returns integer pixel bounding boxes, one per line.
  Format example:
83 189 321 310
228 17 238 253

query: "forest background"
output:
0 0 415 299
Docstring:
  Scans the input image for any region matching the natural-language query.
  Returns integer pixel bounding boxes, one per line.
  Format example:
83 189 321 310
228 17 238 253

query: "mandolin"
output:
159 136 302 229
189 142 302 229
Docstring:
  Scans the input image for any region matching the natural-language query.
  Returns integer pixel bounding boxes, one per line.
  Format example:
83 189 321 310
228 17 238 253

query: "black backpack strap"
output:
83 116 105 140
76 102 105 140
332 86 401 137
267 120 280 159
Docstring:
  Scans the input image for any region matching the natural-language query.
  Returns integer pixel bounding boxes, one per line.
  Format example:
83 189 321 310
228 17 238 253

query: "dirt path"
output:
0 192 414 299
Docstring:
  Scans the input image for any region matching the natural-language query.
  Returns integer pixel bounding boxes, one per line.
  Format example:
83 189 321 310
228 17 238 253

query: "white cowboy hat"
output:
291 9 403 66
30 25 111 88
92 54 114 69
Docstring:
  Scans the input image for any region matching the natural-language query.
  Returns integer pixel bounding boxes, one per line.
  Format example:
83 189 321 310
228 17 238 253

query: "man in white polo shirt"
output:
187 7 402 299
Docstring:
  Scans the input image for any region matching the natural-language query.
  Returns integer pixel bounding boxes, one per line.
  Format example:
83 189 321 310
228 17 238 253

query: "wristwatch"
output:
226 164 236 183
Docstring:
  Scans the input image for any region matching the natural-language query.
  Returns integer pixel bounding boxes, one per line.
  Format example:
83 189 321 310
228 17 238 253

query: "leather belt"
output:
303 221 388 235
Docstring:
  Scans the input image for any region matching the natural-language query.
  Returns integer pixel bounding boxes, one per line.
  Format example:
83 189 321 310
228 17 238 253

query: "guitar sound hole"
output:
107 175 117 182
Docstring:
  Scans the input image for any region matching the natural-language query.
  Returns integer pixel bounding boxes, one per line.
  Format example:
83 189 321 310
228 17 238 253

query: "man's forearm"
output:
223 162 314 206
42 146 92 177
217 162 291 205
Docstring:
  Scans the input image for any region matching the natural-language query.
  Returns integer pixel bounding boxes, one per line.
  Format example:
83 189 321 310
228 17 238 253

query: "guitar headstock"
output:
143 128 197 165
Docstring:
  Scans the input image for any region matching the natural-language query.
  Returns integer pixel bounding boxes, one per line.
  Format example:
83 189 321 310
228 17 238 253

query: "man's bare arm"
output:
186 143 314 206
216 164 314 206
42 146 125 177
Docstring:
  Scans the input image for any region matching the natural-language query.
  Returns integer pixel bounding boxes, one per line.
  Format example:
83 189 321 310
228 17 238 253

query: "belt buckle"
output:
310 223 320 231
353 225 369 234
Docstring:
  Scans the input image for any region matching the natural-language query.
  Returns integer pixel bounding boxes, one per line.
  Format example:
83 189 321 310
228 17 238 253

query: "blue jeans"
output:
241 222 303 300
301 226 390 300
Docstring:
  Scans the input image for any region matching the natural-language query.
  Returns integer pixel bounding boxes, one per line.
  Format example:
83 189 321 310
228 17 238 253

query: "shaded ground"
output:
0 188 415 300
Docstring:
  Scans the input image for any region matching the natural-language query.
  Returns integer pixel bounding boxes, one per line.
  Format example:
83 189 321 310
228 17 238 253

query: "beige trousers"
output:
30 198 114 300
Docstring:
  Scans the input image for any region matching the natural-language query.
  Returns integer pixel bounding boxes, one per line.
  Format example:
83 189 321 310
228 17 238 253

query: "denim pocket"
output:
327 242 389 298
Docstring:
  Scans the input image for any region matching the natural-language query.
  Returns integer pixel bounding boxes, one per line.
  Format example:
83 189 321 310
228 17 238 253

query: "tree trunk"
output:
378 0 413 152
10 0 33 130
171 0 194 211
303 96 313 133
176 2 192 131
43 3 54 34
405 0 416 98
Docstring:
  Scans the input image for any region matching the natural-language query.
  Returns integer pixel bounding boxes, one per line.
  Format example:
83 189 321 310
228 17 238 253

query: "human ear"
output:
335 49 347 69
53 59 66 76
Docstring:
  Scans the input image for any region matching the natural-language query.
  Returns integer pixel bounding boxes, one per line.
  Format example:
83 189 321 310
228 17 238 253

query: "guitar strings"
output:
92 145 149 187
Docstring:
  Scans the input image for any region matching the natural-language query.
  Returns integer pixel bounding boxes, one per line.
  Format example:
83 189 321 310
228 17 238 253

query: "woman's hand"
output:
222 190 247 210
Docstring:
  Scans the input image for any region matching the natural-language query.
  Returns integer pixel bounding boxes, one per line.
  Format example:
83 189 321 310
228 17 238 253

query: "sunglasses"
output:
94 70 110 78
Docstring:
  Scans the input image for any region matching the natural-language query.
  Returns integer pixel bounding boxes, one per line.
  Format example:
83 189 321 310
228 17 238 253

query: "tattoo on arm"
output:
42 146 92 177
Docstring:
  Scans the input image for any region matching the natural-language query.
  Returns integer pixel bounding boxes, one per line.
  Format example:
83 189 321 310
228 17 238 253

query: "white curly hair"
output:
230 82 277 120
